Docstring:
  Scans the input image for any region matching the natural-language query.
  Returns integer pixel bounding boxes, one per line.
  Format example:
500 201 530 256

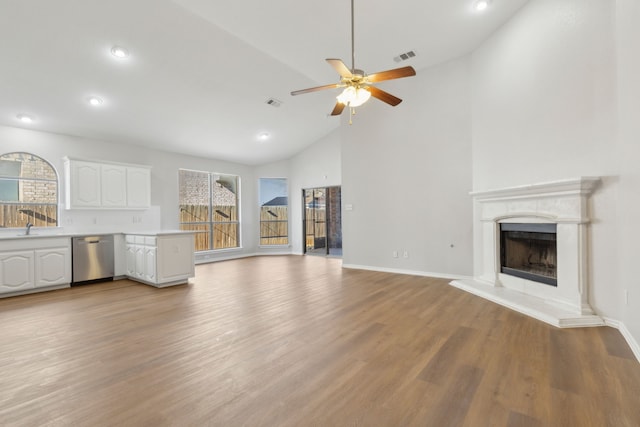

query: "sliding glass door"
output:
303 187 342 256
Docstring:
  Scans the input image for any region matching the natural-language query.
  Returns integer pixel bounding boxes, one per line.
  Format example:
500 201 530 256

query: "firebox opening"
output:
500 223 557 287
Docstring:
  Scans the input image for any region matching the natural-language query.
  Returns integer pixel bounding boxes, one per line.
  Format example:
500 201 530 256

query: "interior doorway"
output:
303 186 342 257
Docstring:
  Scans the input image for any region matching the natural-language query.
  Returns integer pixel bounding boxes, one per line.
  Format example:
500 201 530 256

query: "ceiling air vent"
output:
265 98 282 107
393 50 416 63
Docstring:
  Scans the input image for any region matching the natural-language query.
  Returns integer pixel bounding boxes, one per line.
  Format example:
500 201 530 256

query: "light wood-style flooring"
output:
1 255 639 426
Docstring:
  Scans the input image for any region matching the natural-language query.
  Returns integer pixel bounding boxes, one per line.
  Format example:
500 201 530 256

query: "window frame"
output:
211 173 241 250
258 177 289 247
0 152 59 229
178 169 241 252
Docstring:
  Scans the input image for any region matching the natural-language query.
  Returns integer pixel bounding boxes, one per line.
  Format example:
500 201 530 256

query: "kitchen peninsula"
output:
0 230 195 298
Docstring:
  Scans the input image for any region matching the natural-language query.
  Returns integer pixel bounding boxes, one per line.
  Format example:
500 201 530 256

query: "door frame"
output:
302 186 342 256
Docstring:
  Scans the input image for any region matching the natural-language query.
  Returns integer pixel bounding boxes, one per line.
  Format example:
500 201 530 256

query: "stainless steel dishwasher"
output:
72 235 115 284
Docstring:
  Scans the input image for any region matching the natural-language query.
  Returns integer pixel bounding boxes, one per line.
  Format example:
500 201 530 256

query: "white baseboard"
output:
342 263 471 281
195 251 297 265
195 252 253 264
603 317 640 363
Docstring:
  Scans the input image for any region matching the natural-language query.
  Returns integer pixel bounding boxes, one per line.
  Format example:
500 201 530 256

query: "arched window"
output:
0 152 58 228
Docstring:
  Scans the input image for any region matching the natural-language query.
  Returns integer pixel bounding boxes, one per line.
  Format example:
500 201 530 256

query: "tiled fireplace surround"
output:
451 177 604 327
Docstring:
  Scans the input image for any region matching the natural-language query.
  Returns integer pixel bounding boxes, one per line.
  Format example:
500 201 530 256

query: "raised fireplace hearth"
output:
451 177 604 328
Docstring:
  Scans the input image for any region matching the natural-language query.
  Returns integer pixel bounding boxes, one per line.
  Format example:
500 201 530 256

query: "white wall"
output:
341 57 473 277
472 0 617 190
0 124 257 258
289 129 342 254
252 159 291 255
252 130 342 255
616 0 640 350
471 0 639 350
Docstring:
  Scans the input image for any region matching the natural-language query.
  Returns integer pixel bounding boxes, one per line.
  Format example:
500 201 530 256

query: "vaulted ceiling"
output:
0 0 529 165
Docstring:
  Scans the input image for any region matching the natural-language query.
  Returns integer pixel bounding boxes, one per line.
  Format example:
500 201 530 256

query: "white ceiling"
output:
0 0 529 165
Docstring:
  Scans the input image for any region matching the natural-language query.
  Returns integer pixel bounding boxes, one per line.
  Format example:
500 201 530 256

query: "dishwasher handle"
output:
75 236 109 244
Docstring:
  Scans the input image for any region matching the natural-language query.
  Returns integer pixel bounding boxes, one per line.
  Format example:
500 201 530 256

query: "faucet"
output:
25 222 33 235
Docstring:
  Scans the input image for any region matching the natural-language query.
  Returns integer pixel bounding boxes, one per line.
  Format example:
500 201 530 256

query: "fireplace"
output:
450 177 604 328
500 223 557 287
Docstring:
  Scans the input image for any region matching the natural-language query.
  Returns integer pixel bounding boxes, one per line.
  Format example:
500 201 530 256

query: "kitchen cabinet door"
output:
134 245 145 279
35 247 71 288
143 246 157 282
68 160 101 208
0 251 35 293
125 244 137 277
126 167 151 208
101 164 127 207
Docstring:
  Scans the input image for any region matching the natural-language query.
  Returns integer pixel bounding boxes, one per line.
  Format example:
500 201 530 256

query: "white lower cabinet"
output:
125 243 136 277
0 251 35 293
0 237 71 296
125 233 194 287
35 247 71 288
143 246 157 282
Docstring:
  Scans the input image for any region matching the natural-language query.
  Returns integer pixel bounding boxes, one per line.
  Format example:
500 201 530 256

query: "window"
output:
179 169 240 251
259 178 288 245
0 152 58 228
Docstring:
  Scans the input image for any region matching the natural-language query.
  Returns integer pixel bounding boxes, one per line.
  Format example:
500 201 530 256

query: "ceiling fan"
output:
290 0 416 122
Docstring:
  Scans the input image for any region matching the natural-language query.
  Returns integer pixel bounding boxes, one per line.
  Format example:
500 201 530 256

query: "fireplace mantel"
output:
470 177 601 201
451 177 604 328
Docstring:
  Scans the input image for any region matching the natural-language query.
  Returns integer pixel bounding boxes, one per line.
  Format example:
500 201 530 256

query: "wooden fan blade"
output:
326 59 353 78
368 86 402 106
291 83 340 96
331 102 346 116
366 66 416 83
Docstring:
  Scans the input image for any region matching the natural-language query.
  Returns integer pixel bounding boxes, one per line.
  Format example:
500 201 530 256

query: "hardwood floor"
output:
1 255 639 426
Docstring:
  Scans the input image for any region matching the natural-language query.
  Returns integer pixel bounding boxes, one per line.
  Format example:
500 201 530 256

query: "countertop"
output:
0 230 194 241
123 230 195 237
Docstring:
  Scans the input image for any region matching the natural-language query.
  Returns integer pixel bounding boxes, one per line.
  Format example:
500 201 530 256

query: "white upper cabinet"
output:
64 157 151 209
127 166 151 208
67 160 102 208
101 164 127 207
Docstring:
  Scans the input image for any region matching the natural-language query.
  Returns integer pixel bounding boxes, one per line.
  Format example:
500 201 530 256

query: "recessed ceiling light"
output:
111 45 129 59
16 114 34 124
258 132 270 141
88 96 104 106
474 0 490 12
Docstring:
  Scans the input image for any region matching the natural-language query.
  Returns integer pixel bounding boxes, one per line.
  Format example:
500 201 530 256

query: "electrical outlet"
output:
393 251 398 258
403 251 409 258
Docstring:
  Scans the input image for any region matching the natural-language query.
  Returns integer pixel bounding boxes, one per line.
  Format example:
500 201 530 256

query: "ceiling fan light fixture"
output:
336 86 371 107
290 0 415 119
474 0 491 12
110 45 130 59
87 96 104 106
16 113 34 124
